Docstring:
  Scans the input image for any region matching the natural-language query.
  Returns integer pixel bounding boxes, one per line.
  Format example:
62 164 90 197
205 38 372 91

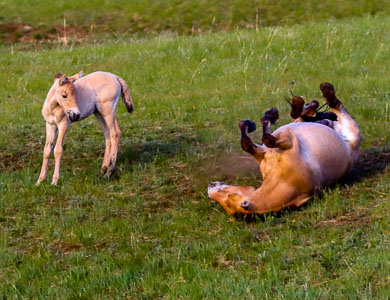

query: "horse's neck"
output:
250 176 296 213
43 97 60 113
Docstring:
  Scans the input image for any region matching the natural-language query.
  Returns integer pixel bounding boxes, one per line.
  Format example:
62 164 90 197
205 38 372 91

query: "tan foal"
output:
37 71 134 185
208 82 361 220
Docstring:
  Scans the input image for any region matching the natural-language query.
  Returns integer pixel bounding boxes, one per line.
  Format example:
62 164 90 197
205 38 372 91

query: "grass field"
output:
0 13 390 298
1 0 390 43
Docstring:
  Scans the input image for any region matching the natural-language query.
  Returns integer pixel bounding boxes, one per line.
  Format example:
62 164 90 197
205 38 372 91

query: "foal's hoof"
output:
103 167 115 180
100 166 108 175
290 96 305 119
320 82 341 108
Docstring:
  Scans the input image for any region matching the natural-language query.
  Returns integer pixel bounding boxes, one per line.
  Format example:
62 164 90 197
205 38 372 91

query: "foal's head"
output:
52 73 81 122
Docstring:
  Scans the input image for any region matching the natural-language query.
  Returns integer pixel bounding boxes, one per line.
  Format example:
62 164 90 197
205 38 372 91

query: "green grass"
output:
0 0 390 42
0 15 390 298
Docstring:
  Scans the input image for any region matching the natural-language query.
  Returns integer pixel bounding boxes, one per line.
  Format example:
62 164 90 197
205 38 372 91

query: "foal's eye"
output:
62 94 67 99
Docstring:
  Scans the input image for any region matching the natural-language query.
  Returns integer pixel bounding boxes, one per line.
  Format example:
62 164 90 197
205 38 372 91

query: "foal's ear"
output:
58 75 69 86
68 71 83 82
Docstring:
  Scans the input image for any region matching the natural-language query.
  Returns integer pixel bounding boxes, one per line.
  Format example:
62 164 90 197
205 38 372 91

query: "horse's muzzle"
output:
68 111 81 122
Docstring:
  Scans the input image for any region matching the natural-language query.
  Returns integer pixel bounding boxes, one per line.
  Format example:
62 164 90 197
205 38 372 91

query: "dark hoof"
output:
290 96 305 119
245 120 256 133
302 100 319 117
239 120 256 133
320 82 335 95
320 82 341 108
263 107 279 124
262 133 277 148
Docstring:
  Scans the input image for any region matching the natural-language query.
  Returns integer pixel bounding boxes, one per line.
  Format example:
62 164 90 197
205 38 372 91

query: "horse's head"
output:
52 73 81 122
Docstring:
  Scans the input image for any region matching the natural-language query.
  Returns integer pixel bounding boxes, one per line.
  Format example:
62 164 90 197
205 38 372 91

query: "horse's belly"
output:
278 123 353 185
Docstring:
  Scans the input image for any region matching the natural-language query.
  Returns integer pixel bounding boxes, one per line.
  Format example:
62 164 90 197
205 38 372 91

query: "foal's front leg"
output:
36 122 57 185
52 119 70 185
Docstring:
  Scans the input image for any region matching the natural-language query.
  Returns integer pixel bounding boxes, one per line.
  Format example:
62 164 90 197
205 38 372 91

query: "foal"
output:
36 71 134 185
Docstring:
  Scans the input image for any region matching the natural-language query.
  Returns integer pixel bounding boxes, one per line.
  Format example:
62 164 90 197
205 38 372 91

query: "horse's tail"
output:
117 76 134 113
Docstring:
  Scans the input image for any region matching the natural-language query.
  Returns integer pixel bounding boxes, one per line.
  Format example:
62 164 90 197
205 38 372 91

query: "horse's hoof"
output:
301 100 319 117
320 82 341 108
239 120 256 133
264 107 279 124
290 96 305 119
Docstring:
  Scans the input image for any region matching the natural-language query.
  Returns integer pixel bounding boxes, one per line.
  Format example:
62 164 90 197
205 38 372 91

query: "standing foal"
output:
36 71 134 185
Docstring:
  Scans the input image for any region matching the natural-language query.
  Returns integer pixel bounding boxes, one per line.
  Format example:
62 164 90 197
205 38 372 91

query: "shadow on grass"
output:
233 147 390 223
116 134 197 166
339 147 390 185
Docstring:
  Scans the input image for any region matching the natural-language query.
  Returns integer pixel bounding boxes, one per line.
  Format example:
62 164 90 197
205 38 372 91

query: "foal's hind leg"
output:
95 112 112 175
102 113 121 178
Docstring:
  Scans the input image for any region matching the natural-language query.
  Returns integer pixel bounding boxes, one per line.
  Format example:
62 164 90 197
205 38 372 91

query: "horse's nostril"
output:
68 111 80 121
208 182 217 188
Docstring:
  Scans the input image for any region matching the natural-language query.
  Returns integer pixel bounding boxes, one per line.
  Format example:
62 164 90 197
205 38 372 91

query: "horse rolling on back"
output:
36 71 134 185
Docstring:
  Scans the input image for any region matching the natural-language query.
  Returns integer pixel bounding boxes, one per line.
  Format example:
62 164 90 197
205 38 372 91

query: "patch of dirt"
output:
316 209 372 228
49 240 83 255
196 151 261 184
0 140 41 171
254 228 272 241
0 152 26 171
0 22 88 44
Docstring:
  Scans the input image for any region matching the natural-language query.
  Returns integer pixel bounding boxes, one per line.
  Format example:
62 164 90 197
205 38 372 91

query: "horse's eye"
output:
62 94 67 99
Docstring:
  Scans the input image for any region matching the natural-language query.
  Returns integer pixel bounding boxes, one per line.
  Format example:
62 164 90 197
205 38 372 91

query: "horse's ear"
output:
68 71 83 82
58 75 68 86
54 73 63 79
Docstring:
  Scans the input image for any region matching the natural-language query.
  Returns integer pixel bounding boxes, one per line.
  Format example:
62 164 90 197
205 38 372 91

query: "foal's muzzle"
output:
68 111 80 122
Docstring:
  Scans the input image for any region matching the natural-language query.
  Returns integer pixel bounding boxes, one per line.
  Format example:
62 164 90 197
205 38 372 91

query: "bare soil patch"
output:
196 151 260 184
0 22 88 44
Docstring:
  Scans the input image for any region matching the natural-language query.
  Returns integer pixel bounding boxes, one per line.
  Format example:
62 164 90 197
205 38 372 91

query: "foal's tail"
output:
117 76 134 113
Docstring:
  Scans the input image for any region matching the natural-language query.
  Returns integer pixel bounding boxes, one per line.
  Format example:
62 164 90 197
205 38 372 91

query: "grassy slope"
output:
0 15 390 298
0 0 389 37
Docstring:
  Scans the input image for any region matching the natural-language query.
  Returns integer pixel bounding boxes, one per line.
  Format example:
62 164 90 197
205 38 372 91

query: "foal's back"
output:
74 72 122 119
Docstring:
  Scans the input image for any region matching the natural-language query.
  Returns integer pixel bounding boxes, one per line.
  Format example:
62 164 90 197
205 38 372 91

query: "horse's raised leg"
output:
238 120 266 164
102 114 121 178
261 107 279 148
36 122 57 185
95 112 112 175
320 82 361 163
52 119 69 185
